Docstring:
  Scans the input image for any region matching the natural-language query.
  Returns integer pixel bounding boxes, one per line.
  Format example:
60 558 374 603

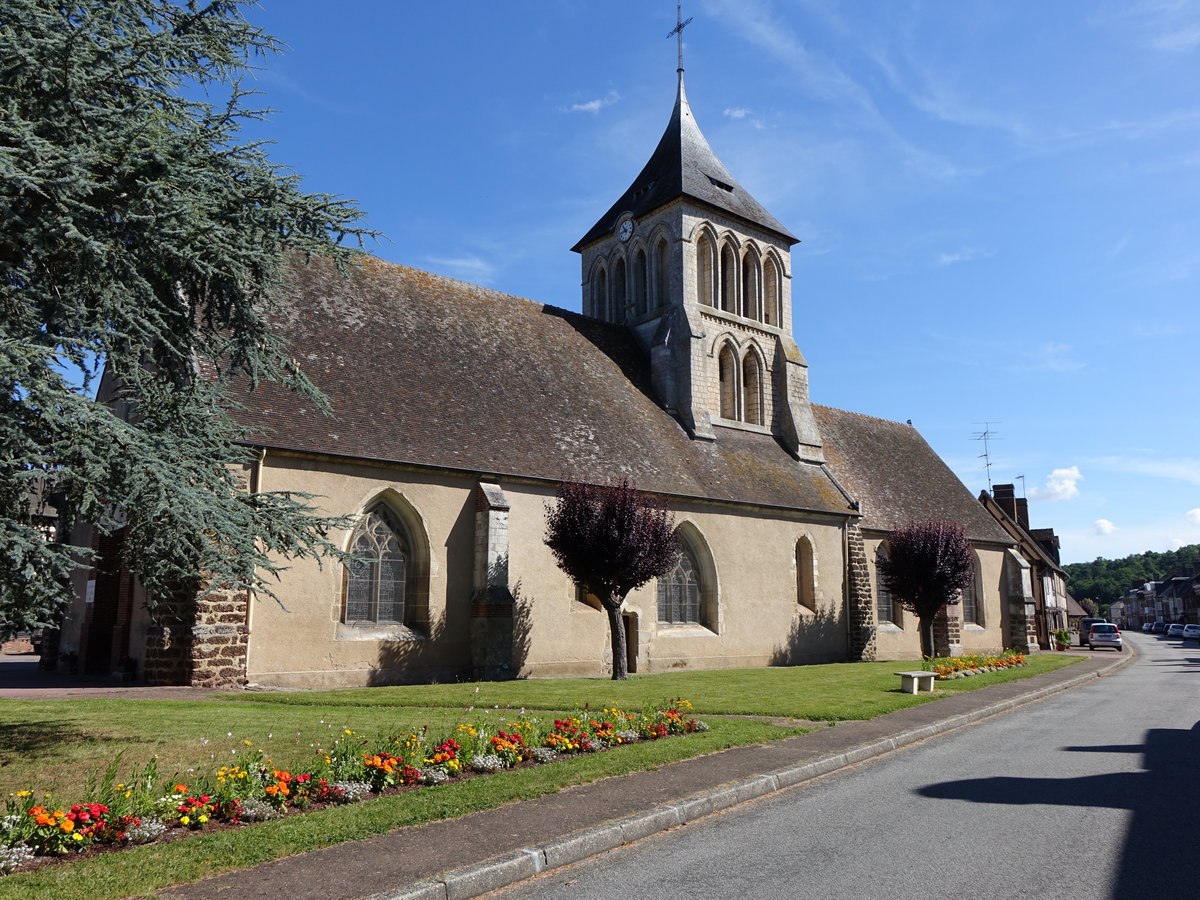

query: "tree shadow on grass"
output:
917 721 1200 898
0 718 125 762
770 606 846 666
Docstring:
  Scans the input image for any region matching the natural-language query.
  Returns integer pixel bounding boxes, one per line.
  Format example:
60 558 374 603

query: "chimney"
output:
1015 498 1030 529
993 483 1020 522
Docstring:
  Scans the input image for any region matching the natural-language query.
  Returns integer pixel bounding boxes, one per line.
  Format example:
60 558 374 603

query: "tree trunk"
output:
918 615 935 659
604 597 628 681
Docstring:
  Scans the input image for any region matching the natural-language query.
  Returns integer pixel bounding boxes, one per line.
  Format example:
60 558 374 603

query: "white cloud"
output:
724 107 753 119
565 91 620 114
1094 519 1117 535
1030 466 1083 502
1187 508 1200 525
936 246 997 267
1009 342 1086 373
426 255 497 284
1088 455 1200 486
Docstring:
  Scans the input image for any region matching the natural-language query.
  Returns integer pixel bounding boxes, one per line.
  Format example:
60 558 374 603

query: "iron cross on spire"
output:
667 1 694 73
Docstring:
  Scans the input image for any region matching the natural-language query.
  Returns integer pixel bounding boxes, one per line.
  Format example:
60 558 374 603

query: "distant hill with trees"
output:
1065 544 1200 606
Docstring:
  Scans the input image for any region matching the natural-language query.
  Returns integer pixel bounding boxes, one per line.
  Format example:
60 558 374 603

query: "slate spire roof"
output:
572 72 798 251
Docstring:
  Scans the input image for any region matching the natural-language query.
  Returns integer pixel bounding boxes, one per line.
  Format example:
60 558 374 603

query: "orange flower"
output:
174 784 188 794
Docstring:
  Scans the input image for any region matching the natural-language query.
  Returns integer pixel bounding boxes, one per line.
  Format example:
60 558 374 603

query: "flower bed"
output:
926 650 1027 680
0 700 706 876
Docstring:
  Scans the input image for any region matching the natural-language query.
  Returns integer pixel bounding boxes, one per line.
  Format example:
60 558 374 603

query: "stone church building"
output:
61 73 1037 688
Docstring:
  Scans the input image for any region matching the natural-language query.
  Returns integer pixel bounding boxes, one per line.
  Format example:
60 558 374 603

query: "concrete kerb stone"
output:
774 753 848 788
364 881 447 900
438 851 544 900
618 805 684 843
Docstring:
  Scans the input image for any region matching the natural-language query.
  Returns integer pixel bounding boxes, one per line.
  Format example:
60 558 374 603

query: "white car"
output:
1181 624 1200 642
1088 623 1123 651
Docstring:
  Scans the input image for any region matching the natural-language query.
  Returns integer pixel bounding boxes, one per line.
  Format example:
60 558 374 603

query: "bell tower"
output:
572 57 823 462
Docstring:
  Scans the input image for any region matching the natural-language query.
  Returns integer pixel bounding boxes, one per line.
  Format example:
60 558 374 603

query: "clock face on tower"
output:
618 219 633 242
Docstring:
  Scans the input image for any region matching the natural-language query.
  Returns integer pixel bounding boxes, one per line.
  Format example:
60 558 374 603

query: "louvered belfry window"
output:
658 545 701 624
345 507 408 625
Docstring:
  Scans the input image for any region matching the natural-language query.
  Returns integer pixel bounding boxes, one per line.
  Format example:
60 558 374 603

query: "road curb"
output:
366 653 1130 900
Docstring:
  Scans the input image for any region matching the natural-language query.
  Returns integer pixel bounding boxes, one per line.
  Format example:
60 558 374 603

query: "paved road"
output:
493 634 1200 900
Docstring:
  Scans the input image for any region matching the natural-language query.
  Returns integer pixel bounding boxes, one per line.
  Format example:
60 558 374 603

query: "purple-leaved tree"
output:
544 479 679 680
878 520 975 659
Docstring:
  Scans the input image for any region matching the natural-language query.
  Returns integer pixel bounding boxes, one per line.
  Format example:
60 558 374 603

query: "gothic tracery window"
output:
658 543 702 624
875 544 896 625
344 506 410 626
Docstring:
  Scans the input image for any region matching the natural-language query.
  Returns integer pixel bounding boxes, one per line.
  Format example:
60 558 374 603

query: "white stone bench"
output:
895 671 936 694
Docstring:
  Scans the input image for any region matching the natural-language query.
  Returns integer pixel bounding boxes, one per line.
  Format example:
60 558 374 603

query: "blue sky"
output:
236 1 1200 565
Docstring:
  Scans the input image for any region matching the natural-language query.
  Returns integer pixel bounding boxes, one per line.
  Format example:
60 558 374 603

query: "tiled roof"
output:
572 74 796 251
234 256 854 517
814 406 1013 545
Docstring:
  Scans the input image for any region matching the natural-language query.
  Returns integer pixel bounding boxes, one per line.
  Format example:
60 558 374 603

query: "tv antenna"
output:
667 1 693 73
972 422 1001 490
1015 474 1026 498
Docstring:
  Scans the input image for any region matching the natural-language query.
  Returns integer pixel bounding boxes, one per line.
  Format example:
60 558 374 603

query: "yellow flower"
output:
198 815 209 824
15 790 31 798
242 739 253 746
72 833 83 842
179 815 191 825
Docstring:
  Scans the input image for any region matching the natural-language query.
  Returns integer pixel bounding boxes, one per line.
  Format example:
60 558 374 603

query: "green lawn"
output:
0 654 1084 900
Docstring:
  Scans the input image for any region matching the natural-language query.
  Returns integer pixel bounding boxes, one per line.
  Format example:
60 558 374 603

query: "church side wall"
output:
243 455 856 687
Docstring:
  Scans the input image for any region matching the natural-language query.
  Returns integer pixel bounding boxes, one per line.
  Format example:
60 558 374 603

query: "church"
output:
61 67 1038 688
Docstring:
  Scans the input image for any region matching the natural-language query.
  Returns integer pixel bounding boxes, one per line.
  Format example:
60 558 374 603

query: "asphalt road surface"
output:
493 633 1199 900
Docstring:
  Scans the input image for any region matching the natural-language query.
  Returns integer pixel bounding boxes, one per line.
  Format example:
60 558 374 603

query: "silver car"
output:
1088 623 1123 651
1181 624 1200 641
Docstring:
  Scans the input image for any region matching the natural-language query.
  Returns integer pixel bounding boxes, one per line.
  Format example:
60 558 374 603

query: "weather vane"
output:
667 1 693 73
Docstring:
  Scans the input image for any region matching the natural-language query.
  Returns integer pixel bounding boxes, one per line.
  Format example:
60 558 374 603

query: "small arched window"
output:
654 238 670 309
742 252 761 322
742 350 764 426
718 344 739 420
696 233 715 307
764 256 782 327
612 256 627 322
961 551 982 625
875 545 896 625
720 243 738 314
796 537 816 611
658 543 702 624
345 506 410 625
633 248 648 317
592 267 608 321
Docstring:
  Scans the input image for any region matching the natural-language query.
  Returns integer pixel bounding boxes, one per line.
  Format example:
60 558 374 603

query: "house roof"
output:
977 490 1067 575
572 73 797 252
814 406 1013 545
234 256 853 517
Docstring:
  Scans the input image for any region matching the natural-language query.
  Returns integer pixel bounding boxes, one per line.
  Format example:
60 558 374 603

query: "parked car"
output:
1088 623 1123 651
1151 621 1168 634
1181 624 1200 641
1142 622 1154 633
1167 623 1185 638
1078 617 1107 647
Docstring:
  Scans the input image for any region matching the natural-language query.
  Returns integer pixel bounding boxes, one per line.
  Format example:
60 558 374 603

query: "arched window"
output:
612 256 627 322
961 551 982 625
592 267 608 321
742 349 764 425
720 243 738 314
633 248 648 317
875 545 896 625
696 233 715 307
796 537 816 611
742 251 761 322
344 506 410 626
658 543 702 624
654 238 670 309
764 256 782 327
718 343 739 420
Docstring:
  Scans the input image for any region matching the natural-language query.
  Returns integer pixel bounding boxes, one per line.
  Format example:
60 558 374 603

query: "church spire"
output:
571 57 795 253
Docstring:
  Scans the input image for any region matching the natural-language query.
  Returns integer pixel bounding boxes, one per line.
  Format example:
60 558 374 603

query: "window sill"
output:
336 623 424 642
878 622 904 633
962 623 986 632
655 624 717 637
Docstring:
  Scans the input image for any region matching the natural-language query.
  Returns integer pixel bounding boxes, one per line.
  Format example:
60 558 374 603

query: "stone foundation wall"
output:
142 587 249 688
